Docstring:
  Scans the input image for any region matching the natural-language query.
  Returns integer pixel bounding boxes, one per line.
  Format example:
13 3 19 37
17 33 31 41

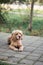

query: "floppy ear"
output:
21 33 23 40
11 33 16 41
11 33 14 41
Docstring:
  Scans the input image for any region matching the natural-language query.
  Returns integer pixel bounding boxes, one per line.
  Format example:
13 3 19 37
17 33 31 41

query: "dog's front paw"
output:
18 46 24 52
14 48 18 51
18 48 23 52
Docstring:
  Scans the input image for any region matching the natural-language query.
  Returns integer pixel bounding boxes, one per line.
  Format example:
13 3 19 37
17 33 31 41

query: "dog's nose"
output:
19 36 21 38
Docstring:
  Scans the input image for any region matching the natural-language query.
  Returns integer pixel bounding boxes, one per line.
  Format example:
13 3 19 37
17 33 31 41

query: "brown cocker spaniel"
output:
8 30 24 52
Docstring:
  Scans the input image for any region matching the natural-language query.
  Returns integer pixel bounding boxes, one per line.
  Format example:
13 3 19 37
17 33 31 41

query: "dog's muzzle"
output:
16 35 21 40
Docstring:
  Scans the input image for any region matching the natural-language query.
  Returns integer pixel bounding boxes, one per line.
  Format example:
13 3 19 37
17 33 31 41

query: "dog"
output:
8 30 23 51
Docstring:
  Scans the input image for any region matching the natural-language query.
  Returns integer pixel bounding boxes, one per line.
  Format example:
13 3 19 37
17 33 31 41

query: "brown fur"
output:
8 30 23 51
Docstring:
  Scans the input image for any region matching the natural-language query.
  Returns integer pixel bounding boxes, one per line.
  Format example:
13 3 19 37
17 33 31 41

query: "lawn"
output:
0 9 43 37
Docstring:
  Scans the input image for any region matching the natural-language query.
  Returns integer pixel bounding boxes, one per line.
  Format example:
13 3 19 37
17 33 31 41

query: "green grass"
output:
0 10 43 36
0 61 12 65
34 10 43 14
33 17 43 30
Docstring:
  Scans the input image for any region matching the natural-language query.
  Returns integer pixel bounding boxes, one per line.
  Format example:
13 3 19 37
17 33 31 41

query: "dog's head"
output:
12 30 23 41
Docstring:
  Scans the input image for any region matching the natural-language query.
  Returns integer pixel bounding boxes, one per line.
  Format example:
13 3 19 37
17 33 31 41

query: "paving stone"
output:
22 36 40 46
18 52 30 55
19 59 34 65
33 50 43 54
24 47 36 52
5 50 16 54
1 52 16 56
38 46 43 50
39 57 43 62
38 56 43 62
0 46 9 50
2 61 17 65
14 54 26 58
29 53 41 57
0 48 7 53
37 47 43 51
17 64 28 65
0 55 8 61
8 57 20 63
0 33 43 65
34 62 43 65
30 42 41 47
26 55 39 61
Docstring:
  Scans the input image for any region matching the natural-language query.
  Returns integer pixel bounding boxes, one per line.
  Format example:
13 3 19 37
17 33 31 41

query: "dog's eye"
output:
16 33 18 35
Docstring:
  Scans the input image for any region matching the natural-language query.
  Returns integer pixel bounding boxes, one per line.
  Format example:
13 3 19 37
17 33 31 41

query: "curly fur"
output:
8 30 23 51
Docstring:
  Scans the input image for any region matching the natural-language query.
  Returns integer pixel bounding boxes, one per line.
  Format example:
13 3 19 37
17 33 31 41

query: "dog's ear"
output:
11 33 14 39
11 33 16 41
21 33 23 40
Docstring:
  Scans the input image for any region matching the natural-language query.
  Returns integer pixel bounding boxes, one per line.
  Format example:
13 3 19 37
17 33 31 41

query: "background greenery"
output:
0 9 43 36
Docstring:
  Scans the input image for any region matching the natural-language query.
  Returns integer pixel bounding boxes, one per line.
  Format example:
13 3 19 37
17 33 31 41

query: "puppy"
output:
8 30 23 51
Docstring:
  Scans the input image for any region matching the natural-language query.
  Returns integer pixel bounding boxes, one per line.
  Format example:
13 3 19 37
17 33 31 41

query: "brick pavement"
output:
0 32 43 65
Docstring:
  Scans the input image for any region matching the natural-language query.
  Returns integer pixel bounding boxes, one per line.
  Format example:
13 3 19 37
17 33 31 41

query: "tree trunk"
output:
28 0 34 31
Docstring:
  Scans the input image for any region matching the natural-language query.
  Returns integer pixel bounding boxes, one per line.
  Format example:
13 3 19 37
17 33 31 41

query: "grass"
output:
31 17 43 36
0 61 13 65
0 9 43 37
34 9 43 14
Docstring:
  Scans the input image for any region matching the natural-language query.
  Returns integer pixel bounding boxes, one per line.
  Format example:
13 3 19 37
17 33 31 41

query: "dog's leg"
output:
9 45 18 51
19 45 24 52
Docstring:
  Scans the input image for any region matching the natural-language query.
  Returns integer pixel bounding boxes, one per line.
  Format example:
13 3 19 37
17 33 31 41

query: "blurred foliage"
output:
0 0 10 3
0 0 43 4
0 10 43 36
0 0 26 4
30 30 40 36
0 0 43 36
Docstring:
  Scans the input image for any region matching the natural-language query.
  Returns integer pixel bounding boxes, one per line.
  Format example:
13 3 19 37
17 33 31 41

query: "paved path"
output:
0 32 43 65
